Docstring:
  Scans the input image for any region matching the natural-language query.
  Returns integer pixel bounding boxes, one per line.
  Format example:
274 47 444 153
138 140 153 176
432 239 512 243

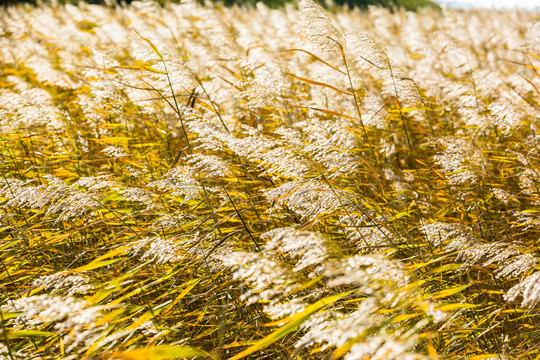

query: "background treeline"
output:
0 0 438 11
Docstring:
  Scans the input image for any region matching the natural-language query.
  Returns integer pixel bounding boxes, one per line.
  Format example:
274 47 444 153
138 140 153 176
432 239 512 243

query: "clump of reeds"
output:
0 1 539 359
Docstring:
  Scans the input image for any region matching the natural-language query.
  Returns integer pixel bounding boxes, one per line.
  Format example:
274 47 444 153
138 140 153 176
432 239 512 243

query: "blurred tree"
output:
333 0 436 10
0 0 437 11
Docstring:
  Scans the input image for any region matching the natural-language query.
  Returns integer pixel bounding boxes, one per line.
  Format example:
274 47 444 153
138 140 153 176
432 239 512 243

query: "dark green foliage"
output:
1 0 438 11
332 0 436 10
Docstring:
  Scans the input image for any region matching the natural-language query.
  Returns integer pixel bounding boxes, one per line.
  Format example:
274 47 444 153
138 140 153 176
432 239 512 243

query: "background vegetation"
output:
1 0 438 12
0 0 539 359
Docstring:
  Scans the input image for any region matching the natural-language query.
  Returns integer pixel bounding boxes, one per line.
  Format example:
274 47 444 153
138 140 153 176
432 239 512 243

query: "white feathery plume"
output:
505 272 540 308
219 251 298 305
149 166 205 201
1 295 104 354
344 31 390 71
131 236 182 264
262 227 328 274
296 0 342 54
0 176 100 223
433 137 483 185
32 273 93 296
264 180 346 220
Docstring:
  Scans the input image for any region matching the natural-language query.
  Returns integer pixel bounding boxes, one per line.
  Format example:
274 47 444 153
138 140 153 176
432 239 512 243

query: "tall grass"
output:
0 1 539 359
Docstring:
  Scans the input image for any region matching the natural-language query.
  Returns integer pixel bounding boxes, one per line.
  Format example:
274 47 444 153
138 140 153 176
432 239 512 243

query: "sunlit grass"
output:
0 1 539 359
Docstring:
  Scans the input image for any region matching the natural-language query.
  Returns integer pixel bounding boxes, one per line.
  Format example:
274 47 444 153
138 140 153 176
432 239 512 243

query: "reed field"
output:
0 1 539 359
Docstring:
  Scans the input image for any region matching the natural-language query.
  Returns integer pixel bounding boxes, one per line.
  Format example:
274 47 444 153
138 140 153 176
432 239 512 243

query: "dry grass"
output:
0 1 539 359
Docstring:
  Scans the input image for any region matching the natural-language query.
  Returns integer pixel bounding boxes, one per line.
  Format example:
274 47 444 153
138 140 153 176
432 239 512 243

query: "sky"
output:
434 0 540 9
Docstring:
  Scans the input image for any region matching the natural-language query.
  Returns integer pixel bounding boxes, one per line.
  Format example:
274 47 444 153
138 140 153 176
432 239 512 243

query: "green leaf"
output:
0 312 21 321
7 330 54 339
116 65 166 75
467 355 500 360
437 303 478 311
70 244 131 273
431 285 471 299
113 345 209 359
134 30 163 60
72 258 121 272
